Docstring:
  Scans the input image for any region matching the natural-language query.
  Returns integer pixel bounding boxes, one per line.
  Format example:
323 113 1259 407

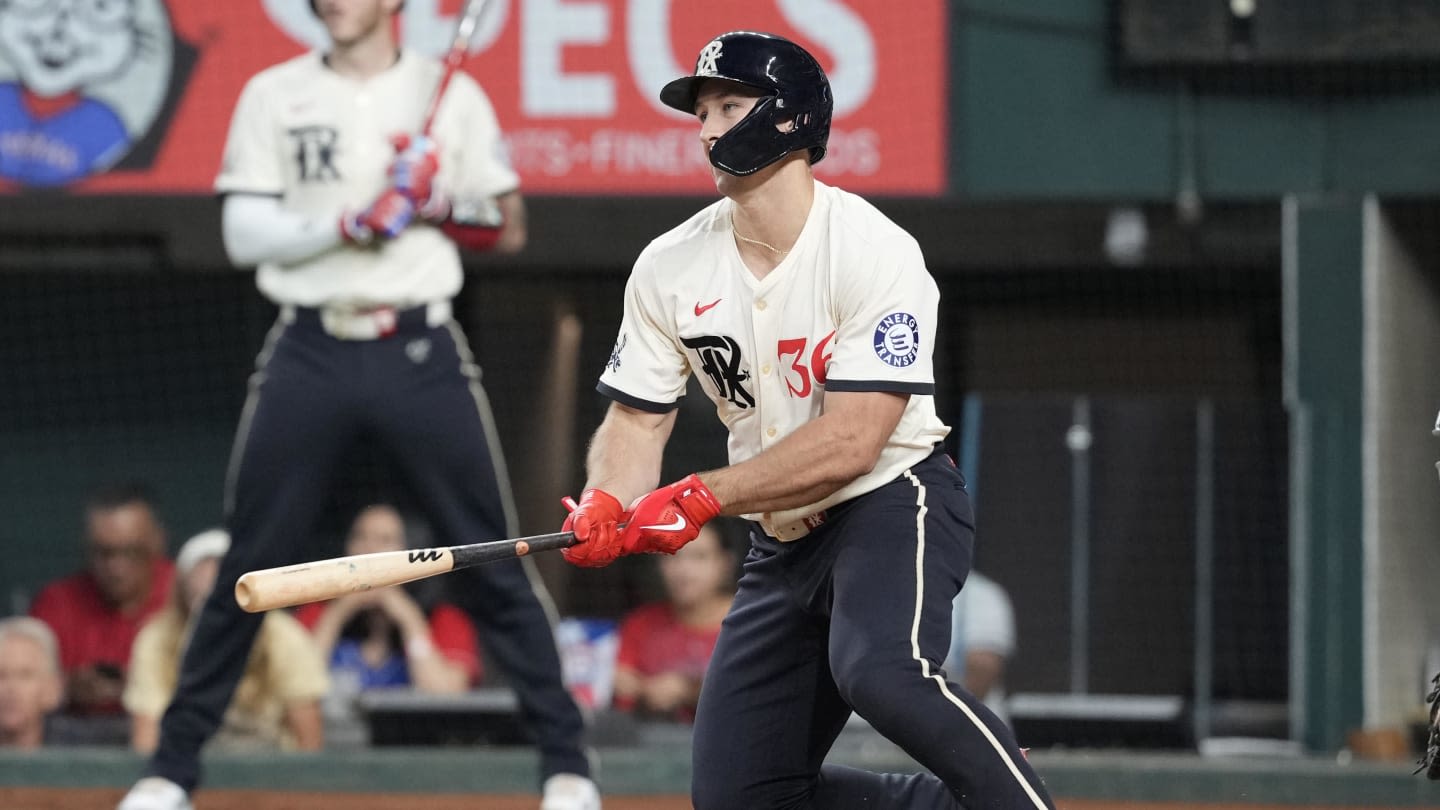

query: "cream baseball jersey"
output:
216 51 518 307
599 181 951 540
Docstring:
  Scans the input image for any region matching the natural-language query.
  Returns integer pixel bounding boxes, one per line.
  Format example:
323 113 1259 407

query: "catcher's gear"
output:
1417 671 1440 779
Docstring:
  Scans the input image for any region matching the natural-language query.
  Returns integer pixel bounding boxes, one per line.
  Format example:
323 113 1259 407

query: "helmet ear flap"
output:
708 98 787 176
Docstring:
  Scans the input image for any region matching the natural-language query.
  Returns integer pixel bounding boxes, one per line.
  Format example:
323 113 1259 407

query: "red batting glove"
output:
615 474 722 556
389 133 440 209
341 188 415 244
561 489 627 568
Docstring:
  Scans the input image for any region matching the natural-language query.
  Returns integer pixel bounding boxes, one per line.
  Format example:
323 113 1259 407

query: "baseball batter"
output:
562 31 1057 809
117 2 597 810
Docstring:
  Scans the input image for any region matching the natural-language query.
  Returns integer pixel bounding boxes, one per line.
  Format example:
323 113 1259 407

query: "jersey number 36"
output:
777 332 835 398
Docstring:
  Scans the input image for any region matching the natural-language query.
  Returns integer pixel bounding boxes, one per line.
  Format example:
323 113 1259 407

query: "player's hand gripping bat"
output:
235 531 578 613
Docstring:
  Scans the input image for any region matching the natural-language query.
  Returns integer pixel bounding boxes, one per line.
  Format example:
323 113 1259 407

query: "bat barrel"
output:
233 550 456 613
233 531 575 613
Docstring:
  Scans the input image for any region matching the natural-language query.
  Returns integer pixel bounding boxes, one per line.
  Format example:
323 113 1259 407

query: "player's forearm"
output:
702 393 905 515
701 418 868 514
583 404 675 505
222 193 343 266
492 191 526 254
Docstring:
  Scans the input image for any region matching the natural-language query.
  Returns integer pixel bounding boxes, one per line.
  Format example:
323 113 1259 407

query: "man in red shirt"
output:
30 482 175 716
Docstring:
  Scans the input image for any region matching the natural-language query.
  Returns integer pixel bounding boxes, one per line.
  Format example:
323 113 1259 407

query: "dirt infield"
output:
0 788 1418 810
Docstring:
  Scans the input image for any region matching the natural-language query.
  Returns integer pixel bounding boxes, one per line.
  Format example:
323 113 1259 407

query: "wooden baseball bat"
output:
235 531 577 613
420 0 492 136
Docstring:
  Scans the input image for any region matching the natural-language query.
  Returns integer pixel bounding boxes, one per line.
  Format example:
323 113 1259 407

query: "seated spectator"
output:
29 481 175 716
0 617 64 750
296 504 481 695
124 529 328 752
944 570 1016 726
611 520 740 723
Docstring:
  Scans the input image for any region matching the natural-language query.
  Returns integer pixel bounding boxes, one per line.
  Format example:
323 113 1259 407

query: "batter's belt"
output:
282 301 452 340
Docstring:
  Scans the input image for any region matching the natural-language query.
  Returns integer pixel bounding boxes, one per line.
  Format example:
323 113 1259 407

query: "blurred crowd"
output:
1 478 1019 754
0 479 746 752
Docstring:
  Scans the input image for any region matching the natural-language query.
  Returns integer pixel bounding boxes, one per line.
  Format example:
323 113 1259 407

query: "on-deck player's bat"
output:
419 0 492 136
234 530 577 613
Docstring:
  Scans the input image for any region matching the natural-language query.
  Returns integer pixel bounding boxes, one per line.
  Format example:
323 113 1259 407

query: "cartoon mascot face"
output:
0 0 140 98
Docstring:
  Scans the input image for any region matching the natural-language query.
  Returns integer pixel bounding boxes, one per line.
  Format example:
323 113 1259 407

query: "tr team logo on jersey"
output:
873 312 920 367
681 335 753 409
288 125 341 182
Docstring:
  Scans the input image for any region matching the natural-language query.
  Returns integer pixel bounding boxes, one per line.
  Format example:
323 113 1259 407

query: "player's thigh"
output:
375 327 508 483
692 543 850 808
235 328 353 451
828 463 972 687
227 331 357 522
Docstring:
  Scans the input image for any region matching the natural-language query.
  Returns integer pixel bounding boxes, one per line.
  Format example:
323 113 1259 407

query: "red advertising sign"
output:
0 0 945 195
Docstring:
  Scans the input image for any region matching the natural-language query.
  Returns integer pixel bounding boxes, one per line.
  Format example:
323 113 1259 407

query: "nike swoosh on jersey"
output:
642 515 687 532
694 299 722 316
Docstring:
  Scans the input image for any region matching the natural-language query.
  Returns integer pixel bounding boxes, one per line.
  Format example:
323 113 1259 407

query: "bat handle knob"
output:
234 575 257 612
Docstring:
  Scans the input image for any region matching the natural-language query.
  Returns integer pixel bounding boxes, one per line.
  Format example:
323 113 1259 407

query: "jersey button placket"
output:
752 297 777 449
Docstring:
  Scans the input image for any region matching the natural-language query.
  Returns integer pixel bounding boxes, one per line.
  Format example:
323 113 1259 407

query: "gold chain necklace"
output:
731 214 790 256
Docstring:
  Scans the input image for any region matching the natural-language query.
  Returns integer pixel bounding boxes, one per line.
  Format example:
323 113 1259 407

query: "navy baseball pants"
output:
691 449 1055 810
147 306 590 789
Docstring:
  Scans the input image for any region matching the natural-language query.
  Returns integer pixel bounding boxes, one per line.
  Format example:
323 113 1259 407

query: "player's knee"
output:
833 664 893 720
830 648 926 723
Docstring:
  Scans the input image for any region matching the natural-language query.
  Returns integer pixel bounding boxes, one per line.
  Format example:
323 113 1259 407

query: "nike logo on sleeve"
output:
694 299 722 316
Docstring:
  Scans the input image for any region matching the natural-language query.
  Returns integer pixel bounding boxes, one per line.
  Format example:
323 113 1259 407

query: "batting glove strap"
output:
618 474 721 556
674 474 722 523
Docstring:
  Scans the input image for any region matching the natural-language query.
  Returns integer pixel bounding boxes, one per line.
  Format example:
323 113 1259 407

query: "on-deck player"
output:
117 1 598 809
561 31 1057 810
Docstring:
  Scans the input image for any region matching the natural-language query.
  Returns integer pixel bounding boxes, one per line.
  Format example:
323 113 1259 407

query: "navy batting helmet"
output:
660 31 832 177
